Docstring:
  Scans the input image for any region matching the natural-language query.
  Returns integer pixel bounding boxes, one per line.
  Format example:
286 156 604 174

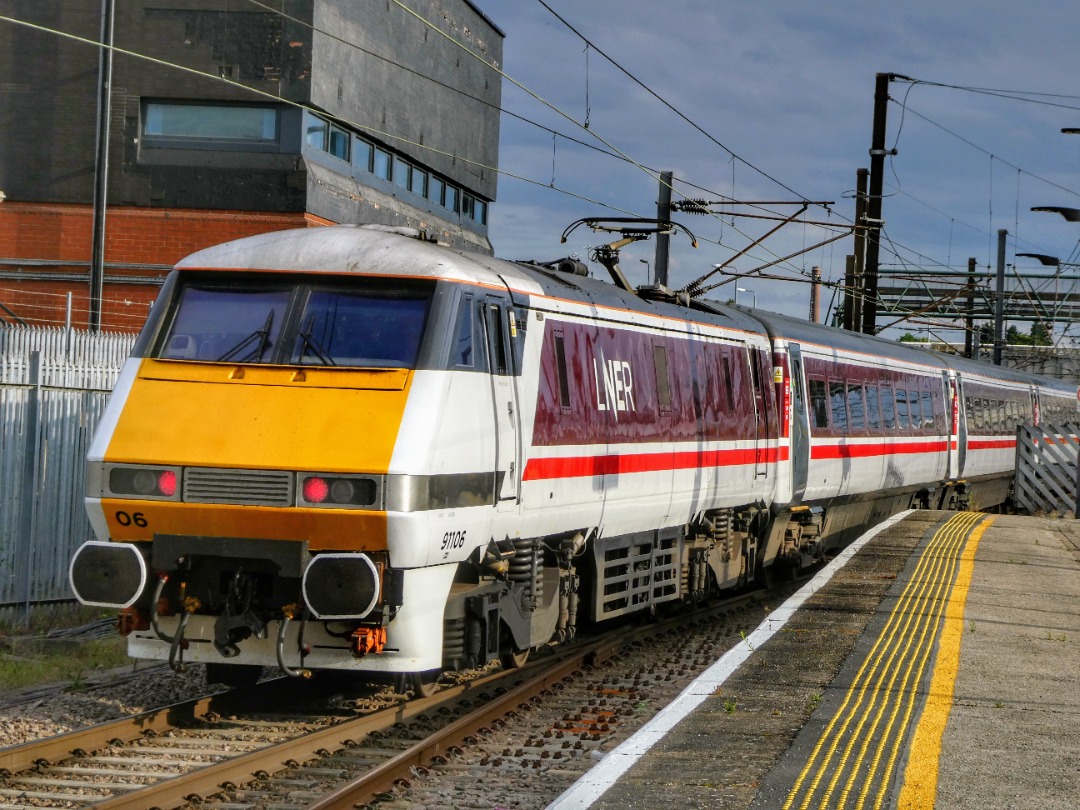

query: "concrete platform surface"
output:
550 511 1080 809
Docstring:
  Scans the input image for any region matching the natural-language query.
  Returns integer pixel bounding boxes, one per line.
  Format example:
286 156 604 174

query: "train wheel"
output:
398 670 440 698
500 647 530 670
205 663 262 688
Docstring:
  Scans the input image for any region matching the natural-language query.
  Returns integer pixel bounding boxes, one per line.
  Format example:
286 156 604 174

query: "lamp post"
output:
736 287 757 308
1031 206 1080 222
639 259 650 285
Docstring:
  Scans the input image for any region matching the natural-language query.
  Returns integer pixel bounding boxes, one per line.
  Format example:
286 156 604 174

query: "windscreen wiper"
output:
216 309 275 363
297 313 335 366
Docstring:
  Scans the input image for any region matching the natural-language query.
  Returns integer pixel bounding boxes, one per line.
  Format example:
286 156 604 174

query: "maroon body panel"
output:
531 319 769 447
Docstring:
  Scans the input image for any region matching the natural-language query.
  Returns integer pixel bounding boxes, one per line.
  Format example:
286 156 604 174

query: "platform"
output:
549 510 1080 809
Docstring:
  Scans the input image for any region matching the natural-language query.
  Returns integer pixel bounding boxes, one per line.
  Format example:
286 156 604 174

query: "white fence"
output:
0 326 136 616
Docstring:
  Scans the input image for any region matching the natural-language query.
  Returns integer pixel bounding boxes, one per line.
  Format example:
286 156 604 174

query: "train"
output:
68 224 1079 692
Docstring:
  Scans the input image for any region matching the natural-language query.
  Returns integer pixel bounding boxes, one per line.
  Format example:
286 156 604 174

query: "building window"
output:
305 116 327 150
444 185 459 213
393 158 411 189
428 177 445 206
354 137 373 173
144 101 279 146
328 124 350 161
373 147 392 180
410 167 428 197
474 199 487 224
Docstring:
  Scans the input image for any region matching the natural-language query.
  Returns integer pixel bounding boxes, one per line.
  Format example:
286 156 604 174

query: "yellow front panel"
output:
105 359 411 473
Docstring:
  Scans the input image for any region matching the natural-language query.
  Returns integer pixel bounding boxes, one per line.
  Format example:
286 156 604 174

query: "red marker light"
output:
304 476 329 503
157 470 177 497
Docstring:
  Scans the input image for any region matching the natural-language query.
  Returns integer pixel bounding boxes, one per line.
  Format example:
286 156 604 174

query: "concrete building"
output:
0 0 503 330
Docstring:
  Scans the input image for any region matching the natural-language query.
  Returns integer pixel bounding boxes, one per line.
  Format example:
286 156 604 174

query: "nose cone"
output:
103 362 412 475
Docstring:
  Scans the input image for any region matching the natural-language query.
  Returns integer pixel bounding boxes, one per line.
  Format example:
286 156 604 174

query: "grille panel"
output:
183 468 294 506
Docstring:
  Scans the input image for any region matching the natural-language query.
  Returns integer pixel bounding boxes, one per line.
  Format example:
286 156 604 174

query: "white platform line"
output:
547 509 914 809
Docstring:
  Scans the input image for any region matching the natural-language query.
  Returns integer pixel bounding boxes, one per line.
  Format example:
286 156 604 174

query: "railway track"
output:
0 588 777 810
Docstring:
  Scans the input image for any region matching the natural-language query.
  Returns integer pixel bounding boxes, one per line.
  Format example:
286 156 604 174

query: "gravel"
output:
0 640 218 750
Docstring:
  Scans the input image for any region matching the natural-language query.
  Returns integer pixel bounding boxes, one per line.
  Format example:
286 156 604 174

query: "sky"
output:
473 1 1080 341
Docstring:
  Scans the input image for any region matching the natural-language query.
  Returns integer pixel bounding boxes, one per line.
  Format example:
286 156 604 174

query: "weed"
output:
810 693 823 708
724 698 737 713
0 636 129 692
739 630 755 652
968 621 976 634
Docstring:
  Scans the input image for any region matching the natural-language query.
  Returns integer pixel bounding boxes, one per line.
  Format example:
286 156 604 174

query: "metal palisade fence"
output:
1013 422 1080 518
0 325 136 618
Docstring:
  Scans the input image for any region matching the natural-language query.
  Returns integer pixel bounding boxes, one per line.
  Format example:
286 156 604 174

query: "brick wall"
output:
0 203 330 331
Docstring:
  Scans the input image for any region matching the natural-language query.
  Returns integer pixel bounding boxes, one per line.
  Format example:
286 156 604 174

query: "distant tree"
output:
1030 321 1052 346
898 332 929 343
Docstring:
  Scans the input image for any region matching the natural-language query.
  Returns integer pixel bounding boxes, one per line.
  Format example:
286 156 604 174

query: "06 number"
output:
441 529 466 550
115 511 148 528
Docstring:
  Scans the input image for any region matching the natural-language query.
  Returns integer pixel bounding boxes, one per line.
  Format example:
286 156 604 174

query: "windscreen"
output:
156 275 434 368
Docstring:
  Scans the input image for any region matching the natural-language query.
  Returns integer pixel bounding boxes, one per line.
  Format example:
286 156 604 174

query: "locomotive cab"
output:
72 230 534 684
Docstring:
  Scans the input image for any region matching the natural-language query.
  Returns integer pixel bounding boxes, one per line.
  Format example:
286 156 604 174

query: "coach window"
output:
554 332 572 411
830 381 848 432
865 385 881 430
452 296 474 368
895 388 909 430
722 356 736 411
847 384 865 430
485 304 510 376
921 391 935 430
881 385 896 429
908 390 923 431
809 378 829 429
653 345 673 412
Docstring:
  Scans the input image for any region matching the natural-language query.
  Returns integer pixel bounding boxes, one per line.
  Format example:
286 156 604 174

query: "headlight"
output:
99 465 182 500
298 474 379 508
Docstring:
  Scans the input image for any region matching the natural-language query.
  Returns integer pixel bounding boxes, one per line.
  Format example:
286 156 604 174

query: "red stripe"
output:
523 446 790 481
968 439 1016 450
810 439 948 459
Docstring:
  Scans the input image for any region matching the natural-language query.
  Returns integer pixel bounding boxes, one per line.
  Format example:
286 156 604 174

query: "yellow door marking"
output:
896 515 994 808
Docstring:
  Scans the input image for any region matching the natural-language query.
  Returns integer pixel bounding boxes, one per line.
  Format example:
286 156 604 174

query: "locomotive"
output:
69 224 1078 691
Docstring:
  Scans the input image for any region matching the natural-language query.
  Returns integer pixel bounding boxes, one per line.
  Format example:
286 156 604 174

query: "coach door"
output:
952 372 967 477
789 344 810 500
482 298 521 504
748 346 769 478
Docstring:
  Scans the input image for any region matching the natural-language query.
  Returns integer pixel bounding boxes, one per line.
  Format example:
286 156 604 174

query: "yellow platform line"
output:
784 512 974 809
783 511 985 810
821 512 976 809
896 514 995 809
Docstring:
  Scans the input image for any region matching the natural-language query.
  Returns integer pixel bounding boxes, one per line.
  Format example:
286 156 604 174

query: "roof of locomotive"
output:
174 224 769 338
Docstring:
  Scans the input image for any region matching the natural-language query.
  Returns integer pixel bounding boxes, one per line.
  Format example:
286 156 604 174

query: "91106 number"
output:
441 529 466 550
